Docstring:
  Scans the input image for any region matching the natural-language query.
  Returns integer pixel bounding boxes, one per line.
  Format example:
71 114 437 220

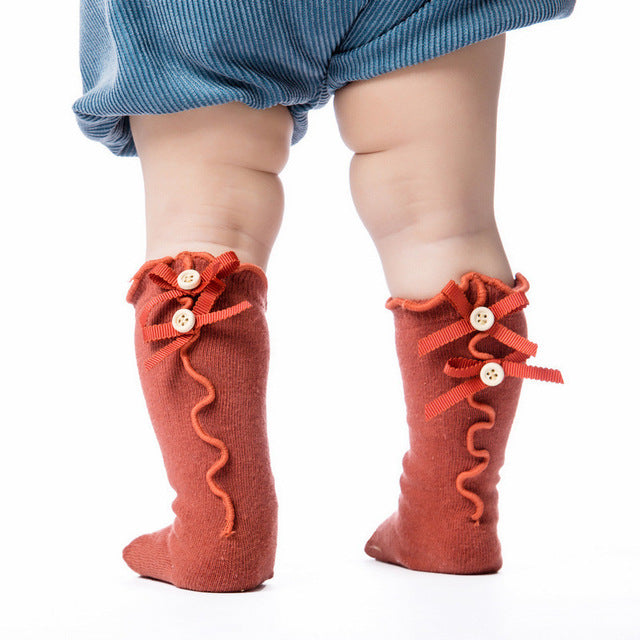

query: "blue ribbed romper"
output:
73 0 575 156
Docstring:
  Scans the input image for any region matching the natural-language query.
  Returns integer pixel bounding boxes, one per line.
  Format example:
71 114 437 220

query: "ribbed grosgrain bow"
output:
138 251 252 370
418 278 563 421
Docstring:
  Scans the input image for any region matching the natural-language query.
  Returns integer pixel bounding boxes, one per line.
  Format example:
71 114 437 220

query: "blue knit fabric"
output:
74 0 575 156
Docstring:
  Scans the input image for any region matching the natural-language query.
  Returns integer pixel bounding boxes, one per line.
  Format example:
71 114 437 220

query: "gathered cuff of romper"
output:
73 94 309 158
73 0 575 157
325 0 576 92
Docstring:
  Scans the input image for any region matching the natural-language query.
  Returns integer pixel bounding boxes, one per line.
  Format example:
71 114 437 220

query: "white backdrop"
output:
1 1 638 638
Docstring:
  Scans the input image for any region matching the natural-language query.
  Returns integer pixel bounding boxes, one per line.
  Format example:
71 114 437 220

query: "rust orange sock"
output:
365 271 563 574
122 250 277 592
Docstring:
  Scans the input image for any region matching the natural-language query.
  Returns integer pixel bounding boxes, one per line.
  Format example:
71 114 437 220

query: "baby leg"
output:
334 35 562 573
334 34 509 299
123 102 292 591
131 102 292 266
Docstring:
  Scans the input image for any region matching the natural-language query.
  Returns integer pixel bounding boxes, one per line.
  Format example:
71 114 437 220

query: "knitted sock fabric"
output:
122 250 277 592
365 271 562 574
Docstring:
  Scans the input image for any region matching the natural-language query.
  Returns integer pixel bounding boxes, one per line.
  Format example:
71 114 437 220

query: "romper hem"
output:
73 0 575 156
325 0 576 92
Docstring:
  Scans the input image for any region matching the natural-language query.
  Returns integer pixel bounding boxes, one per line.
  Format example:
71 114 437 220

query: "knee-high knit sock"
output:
122 250 277 592
365 271 562 574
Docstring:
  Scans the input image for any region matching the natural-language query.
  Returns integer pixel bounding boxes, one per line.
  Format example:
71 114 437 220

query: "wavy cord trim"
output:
138 251 252 538
416 273 563 524
457 396 496 524
460 279 494 524
180 327 236 538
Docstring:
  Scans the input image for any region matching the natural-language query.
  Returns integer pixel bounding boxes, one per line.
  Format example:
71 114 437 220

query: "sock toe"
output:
364 532 383 560
122 527 173 584
364 515 401 565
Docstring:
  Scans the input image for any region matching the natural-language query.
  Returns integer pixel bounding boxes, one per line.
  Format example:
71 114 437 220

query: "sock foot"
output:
364 514 503 575
122 525 273 592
